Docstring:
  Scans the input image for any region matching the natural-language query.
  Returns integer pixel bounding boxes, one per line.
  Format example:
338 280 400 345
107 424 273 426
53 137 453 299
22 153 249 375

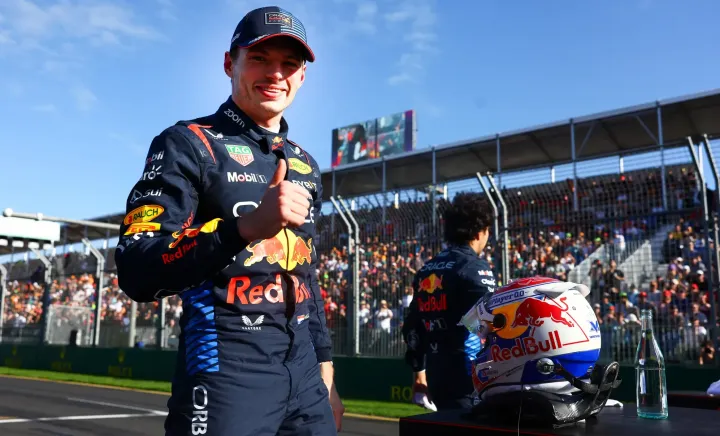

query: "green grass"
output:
0 366 429 419
0 367 173 392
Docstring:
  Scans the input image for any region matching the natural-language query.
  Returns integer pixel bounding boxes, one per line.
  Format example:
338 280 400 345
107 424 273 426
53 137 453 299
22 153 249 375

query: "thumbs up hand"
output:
236 159 312 242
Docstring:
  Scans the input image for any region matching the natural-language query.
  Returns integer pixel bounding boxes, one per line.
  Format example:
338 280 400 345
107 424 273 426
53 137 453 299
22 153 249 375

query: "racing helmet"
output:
459 276 621 426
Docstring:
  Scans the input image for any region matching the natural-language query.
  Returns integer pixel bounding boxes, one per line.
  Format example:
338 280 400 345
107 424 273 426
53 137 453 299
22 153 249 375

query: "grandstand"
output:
2 88 719 368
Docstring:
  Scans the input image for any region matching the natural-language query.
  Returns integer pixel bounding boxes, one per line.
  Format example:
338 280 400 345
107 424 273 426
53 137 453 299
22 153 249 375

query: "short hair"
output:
230 45 242 62
443 192 494 245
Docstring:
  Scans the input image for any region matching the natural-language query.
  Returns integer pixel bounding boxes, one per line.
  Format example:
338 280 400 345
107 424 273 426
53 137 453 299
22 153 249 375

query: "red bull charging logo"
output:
511 296 574 328
244 230 312 271
418 274 442 294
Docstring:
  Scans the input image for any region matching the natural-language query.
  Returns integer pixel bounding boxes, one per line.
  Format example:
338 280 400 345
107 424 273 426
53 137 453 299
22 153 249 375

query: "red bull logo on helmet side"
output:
511 296 574 328
490 330 564 362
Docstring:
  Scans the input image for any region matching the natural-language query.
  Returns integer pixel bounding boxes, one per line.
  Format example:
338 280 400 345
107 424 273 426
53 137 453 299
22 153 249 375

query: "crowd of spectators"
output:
1 164 717 363
1 264 183 348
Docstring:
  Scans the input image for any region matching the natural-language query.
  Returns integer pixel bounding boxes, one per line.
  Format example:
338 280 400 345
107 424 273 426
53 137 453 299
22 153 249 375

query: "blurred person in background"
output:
402 192 496 411
699 339 715 365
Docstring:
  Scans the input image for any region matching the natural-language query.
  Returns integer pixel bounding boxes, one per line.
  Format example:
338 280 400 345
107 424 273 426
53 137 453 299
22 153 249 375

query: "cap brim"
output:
235 33 315 62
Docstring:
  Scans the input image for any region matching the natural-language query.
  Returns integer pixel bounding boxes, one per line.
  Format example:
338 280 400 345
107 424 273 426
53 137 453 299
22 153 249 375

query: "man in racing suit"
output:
115 6 343 436
402 192 496 411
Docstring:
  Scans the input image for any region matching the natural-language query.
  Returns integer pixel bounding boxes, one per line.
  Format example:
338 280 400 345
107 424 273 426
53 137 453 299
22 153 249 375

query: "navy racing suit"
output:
115 96 335 436
402 244 496 410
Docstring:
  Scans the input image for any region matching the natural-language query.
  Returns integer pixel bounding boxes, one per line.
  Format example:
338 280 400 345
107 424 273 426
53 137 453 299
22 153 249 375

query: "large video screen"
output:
331 110 415 168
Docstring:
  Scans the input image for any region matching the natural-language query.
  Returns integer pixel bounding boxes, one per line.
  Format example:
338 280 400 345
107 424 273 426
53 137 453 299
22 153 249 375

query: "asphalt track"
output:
0 375 399 435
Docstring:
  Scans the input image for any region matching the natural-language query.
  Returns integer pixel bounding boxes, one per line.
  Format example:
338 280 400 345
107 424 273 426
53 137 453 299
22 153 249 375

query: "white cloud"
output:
384 8 413 23
155 0 177 21
109 132 147 157
72 86 98 111
0 0 163 49
353 1 378 35
383 0 438 86
0 30 15 45
0 1 161 113
387 72 414 86
42 59 81 74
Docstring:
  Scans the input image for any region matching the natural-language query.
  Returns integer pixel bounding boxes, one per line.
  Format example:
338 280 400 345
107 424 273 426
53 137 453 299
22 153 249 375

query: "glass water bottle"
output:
634 309 668 419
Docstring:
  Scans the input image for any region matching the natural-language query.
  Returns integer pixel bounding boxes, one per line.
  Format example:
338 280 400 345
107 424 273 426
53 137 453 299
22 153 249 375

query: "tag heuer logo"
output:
225 144 254 166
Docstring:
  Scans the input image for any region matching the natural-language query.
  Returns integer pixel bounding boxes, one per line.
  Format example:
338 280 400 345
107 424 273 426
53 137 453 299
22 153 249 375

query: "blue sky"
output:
1 0 719 221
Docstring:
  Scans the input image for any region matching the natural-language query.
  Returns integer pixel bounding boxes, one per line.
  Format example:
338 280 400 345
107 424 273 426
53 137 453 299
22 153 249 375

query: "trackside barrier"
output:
1 344 718 404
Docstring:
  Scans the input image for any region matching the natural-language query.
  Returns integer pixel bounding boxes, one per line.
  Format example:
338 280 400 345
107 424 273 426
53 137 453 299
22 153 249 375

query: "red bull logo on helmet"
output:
490 330 565 362
244 230 312 271
511 296 574 328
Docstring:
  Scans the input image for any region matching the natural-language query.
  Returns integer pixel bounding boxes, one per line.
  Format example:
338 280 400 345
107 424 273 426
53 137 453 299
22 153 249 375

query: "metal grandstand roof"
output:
321 87 720 200
0 211 121 255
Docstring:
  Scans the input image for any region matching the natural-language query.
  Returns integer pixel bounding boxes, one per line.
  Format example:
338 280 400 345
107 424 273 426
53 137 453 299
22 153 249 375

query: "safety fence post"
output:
329 196 355 357
687 137 718 354
486 173 510 286
81 238 106 347
476 172 500 251
338 196 361 357
29 247 53 345
0 263 6 343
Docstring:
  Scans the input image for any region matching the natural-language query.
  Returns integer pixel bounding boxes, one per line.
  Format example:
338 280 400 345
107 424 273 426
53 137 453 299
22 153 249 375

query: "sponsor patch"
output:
124 222 161 235
225 144 254 166
271 136 284 151
288 158 312 175
265 12 293 27
123 205 164 225
169 218 222 249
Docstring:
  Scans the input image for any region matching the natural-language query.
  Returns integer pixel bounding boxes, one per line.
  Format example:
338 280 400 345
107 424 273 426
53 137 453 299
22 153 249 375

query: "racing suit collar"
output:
451 244 480 257
216 96 289 155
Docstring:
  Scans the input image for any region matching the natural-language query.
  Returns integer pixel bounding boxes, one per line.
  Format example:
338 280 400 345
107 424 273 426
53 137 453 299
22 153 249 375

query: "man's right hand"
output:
237 158 312 242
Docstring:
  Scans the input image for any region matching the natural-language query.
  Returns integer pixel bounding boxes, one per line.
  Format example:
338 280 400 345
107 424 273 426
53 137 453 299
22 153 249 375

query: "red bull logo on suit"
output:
244 230 313 271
